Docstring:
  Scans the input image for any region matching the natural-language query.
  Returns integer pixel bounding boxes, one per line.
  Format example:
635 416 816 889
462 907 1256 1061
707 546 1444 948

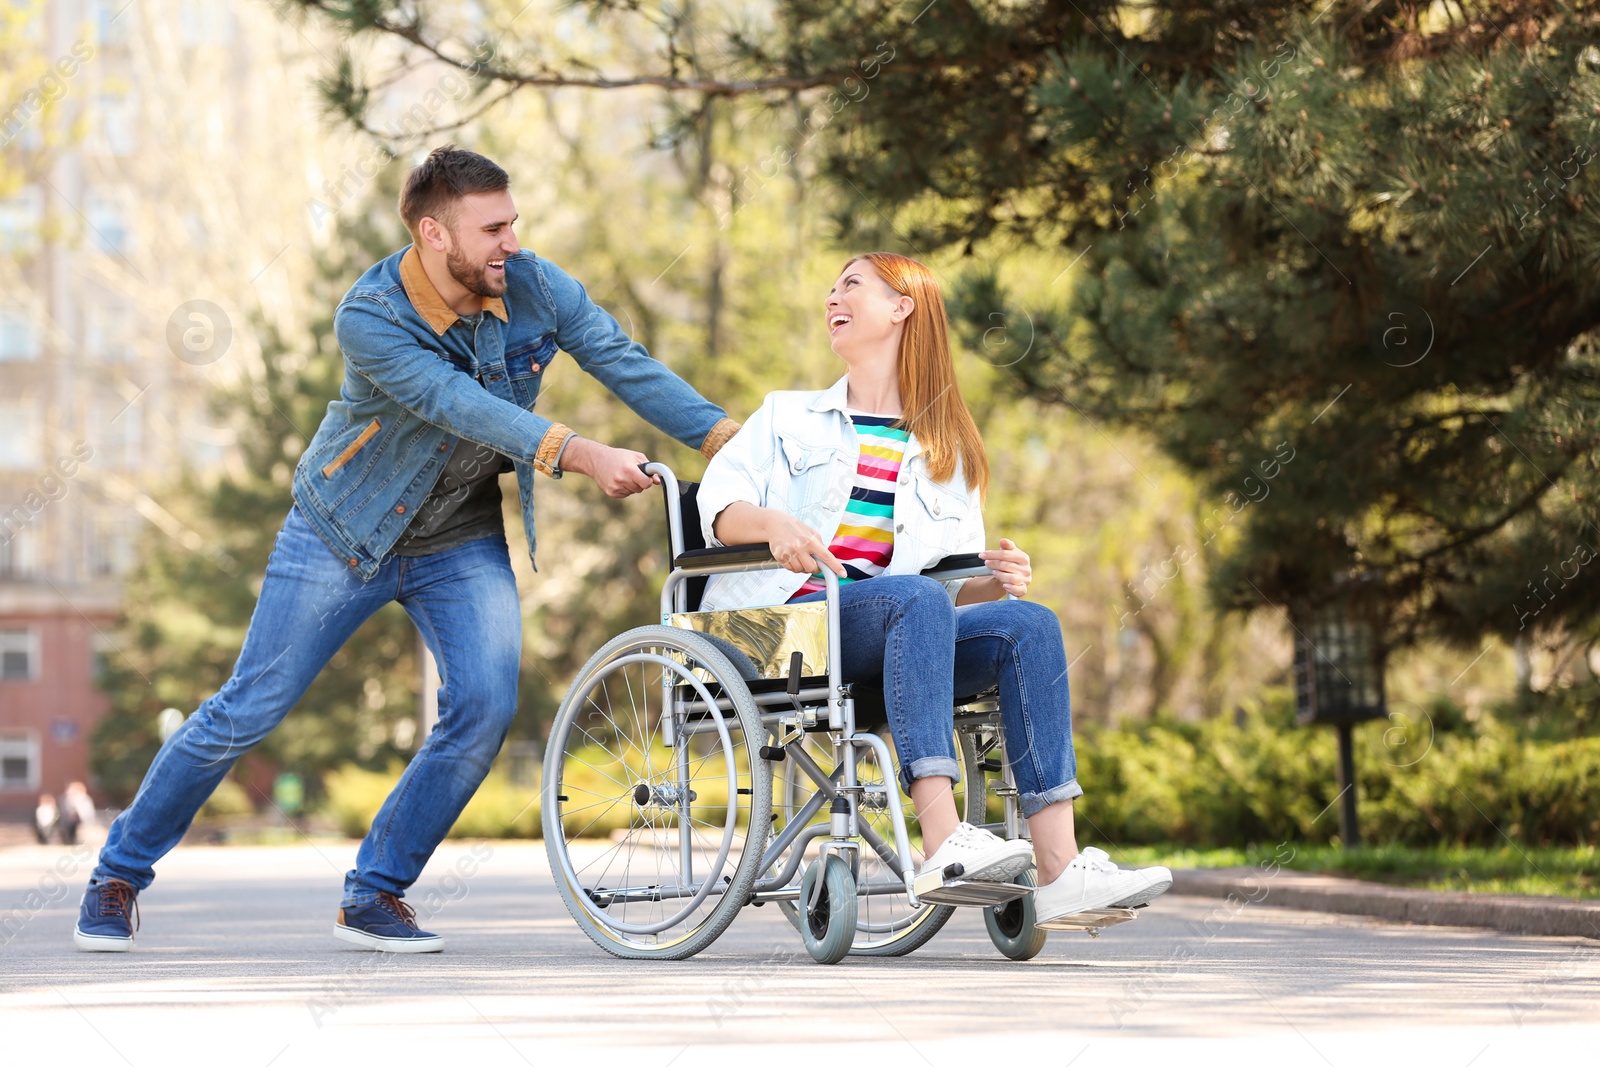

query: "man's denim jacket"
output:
694 375 984 610
293 245 739 578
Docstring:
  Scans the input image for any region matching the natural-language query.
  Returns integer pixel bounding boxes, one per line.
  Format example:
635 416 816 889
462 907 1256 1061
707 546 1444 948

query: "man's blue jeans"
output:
93 506 523 908
796 575 1083 818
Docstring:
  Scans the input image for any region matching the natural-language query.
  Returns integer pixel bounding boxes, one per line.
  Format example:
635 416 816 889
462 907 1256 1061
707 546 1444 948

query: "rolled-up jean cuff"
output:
898 756 963 794
1019 779 1084 819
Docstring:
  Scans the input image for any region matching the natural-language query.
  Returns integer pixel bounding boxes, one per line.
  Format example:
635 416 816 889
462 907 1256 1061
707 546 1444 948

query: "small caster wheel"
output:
799 855 857 965
985 869 1048 961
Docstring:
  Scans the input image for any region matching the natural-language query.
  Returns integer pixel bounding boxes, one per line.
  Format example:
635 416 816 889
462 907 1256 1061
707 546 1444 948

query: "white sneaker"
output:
1111 865 1173 908
1035 847 1169 923
918 823 1034 883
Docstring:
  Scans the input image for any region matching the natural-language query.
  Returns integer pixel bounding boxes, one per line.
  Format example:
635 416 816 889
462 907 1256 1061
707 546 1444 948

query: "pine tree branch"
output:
347 84 524 145
1364 0 1556 65
1389 462 1571 567
288 0 866 97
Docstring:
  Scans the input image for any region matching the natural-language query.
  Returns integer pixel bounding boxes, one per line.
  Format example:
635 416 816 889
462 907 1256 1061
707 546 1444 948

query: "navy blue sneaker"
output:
74 879 138 952
334 892 443 953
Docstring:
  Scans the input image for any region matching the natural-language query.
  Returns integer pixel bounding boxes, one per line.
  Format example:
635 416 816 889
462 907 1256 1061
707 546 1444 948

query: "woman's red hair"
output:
845 252 989 498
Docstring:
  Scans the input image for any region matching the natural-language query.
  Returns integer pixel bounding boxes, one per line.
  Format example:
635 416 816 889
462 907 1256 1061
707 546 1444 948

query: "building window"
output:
0 402 41 469
0 731 40 791
87 393 141 469
85 300 135 363
0 628 39 681
85 190 130 255
84 515 137 578
93 91 139 156
0 186 42 255
0 309 37 362
0 525 40 579
180 1 234 45
91 0 132 47
91 632 118 681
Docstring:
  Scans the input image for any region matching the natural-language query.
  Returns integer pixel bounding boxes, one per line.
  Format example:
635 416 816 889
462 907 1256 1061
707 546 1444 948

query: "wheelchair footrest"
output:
916 879 1033 907
1034 906 1138 932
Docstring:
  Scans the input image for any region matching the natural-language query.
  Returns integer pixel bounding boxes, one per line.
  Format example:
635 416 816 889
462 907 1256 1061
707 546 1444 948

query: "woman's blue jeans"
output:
794 575 1082 817
92 506 523 908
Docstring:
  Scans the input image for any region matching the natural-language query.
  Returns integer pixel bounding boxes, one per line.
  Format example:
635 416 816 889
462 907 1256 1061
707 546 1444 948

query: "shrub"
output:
315 693 1600 848
321 763 401 839
198 777 255 819
1074 695 1600 848
320 762 541 840
448 772 540 839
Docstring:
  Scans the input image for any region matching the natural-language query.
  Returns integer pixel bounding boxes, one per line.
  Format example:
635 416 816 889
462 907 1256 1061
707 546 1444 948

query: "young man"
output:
74 146 740 954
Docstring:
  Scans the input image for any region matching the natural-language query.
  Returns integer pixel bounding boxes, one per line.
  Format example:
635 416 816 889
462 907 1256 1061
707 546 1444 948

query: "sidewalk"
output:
1171 866 1600 939
5 843 1599 1065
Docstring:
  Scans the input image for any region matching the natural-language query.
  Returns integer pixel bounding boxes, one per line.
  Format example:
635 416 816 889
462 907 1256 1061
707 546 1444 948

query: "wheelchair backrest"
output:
658 478 711 611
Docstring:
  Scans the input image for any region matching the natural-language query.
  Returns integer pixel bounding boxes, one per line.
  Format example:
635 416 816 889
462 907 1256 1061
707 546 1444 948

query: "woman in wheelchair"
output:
696 252 1172 925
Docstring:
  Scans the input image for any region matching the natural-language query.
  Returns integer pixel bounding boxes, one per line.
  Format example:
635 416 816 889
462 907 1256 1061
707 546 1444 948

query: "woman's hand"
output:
763 509 848 578
713 502 846 578
980 538 1033 598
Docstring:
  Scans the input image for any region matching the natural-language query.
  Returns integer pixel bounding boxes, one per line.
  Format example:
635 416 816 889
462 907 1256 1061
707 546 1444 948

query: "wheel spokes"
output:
552 639 756 944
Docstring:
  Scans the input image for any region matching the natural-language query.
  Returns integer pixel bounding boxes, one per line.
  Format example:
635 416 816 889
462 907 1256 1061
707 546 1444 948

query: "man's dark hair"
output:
399 145 510 238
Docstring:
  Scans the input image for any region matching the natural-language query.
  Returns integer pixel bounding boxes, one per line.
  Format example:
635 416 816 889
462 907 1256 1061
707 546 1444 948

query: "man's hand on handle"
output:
560 437 658 498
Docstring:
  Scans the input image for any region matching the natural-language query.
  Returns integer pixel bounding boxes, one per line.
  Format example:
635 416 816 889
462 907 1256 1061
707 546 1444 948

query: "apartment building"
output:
0 0 321 815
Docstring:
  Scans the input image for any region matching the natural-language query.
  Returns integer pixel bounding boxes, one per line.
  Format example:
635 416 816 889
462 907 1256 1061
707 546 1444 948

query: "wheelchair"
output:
541 462 1137 963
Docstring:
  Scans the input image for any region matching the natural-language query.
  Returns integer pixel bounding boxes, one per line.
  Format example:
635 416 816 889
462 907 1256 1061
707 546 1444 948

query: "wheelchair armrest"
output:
919 552 989 581
673 543 777 570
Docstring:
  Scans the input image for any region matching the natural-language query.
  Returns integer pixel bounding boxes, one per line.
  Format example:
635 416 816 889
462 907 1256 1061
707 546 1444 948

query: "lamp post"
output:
1291 578 1387 847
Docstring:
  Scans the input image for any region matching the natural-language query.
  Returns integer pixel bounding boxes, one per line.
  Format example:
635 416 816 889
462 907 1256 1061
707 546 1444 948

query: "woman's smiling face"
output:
825 258 912 357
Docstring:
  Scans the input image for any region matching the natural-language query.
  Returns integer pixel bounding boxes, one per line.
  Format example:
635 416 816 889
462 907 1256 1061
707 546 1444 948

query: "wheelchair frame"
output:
540 462 1134 963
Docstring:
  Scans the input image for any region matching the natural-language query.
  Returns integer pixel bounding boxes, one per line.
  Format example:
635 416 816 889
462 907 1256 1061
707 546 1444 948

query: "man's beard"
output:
445 243 505 299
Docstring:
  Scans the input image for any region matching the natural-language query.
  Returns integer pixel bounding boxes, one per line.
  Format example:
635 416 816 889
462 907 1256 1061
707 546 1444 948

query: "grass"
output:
1108 842 1600 899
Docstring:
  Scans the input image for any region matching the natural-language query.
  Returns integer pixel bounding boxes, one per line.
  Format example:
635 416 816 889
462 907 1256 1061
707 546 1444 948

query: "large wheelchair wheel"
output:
543 625 771 960
774 726 983 956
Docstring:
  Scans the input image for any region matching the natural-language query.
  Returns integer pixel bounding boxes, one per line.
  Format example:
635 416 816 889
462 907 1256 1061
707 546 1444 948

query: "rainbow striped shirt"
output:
789 413 909 600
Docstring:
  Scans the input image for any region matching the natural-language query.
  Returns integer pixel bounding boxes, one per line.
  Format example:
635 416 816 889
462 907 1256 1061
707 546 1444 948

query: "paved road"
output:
2 842 1596 1065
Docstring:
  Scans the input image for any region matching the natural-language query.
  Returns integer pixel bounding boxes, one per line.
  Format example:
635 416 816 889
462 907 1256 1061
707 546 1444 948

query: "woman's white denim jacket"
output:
696 375 985 611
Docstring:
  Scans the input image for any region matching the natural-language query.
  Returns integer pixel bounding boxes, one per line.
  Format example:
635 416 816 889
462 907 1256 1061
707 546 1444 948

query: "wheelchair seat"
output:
848 684 1000 732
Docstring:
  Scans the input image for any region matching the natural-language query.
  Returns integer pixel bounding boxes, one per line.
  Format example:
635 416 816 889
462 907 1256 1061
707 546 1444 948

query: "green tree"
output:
879 5 1600 659
254 0 1322 724
286 0 1600 673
